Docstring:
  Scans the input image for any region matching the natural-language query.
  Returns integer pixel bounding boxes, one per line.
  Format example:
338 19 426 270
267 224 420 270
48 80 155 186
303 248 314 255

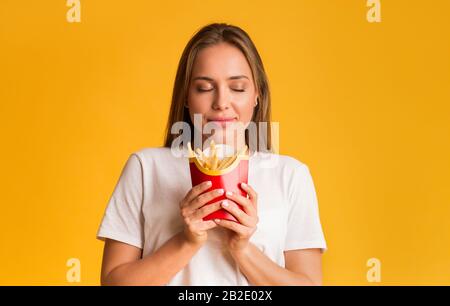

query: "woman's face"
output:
187 42 258 146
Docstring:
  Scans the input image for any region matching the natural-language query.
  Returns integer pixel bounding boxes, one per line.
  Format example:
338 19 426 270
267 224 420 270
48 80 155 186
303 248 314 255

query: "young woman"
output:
97 23 327 286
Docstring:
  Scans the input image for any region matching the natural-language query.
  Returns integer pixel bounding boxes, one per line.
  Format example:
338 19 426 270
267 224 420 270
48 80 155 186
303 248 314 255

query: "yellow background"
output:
1 0 449 285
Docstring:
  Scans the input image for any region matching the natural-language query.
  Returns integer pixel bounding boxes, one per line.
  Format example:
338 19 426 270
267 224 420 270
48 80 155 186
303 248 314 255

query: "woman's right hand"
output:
179 181 225 246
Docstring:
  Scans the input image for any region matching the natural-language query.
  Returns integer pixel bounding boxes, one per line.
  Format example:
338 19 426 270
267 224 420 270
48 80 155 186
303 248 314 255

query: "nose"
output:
212 86 231 110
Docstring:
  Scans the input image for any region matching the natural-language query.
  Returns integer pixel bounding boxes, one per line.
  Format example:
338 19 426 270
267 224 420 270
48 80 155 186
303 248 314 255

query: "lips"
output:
207 118 237 127
207 117 237 122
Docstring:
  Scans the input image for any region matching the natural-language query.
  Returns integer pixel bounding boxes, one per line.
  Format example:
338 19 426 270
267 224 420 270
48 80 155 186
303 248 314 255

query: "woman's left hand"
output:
214 182 258 253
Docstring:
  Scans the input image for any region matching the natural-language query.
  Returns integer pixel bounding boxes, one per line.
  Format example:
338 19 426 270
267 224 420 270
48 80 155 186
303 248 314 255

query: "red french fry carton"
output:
189 144 249 223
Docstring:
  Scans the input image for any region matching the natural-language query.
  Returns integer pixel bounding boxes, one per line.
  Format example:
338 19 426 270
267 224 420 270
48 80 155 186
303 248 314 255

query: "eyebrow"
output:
192 75 250 81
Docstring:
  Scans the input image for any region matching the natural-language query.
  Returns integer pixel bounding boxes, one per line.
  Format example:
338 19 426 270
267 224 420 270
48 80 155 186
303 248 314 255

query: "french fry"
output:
190 141 247 171
211 154 219 170
219 145 247 169
188 142 204 167
204 155 212 169
195 148 203 158
217 156 231 170
209 140 216 161
219 156 236 169
195 148 205 167
237 145 248 157
187 142 195 158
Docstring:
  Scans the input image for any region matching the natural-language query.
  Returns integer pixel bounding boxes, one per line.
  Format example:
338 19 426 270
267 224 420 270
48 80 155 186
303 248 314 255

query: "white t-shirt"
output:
97 147 327 285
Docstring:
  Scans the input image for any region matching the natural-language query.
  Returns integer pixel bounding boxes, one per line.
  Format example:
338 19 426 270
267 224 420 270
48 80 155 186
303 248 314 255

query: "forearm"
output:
230 243 318 286
102 232 201 286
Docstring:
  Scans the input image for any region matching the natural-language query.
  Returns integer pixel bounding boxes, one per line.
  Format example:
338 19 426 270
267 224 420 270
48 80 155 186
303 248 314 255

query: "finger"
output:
191 200 224 221
188 188 224 211
181 188 224 218
198 220 217 231
221 200 255 227
225 191 256 216
183 181 212 207
214 218 251 235
240 183 257 206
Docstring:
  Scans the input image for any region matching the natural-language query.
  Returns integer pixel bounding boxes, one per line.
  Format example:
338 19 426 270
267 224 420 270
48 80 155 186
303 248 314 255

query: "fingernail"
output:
226 191 233 197
216 189 224 194
214 219 221 223
222 200 228 207
205 181 212 186
241 182 247 188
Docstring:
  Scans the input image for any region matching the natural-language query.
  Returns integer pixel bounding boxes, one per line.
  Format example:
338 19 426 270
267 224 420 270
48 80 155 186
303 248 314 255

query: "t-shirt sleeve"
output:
96 153 145 249
285 162 327 252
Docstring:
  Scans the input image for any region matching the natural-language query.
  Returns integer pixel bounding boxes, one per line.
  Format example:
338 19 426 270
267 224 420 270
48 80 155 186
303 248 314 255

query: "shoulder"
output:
252 151 314 200
116 147 174 174
279 154 309 171
252 151 310 175
131 147 175 163
126 147 186 177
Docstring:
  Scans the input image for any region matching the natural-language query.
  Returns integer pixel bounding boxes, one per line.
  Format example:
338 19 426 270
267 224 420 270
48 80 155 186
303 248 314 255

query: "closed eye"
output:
197 88 214 93
196 87 245 93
